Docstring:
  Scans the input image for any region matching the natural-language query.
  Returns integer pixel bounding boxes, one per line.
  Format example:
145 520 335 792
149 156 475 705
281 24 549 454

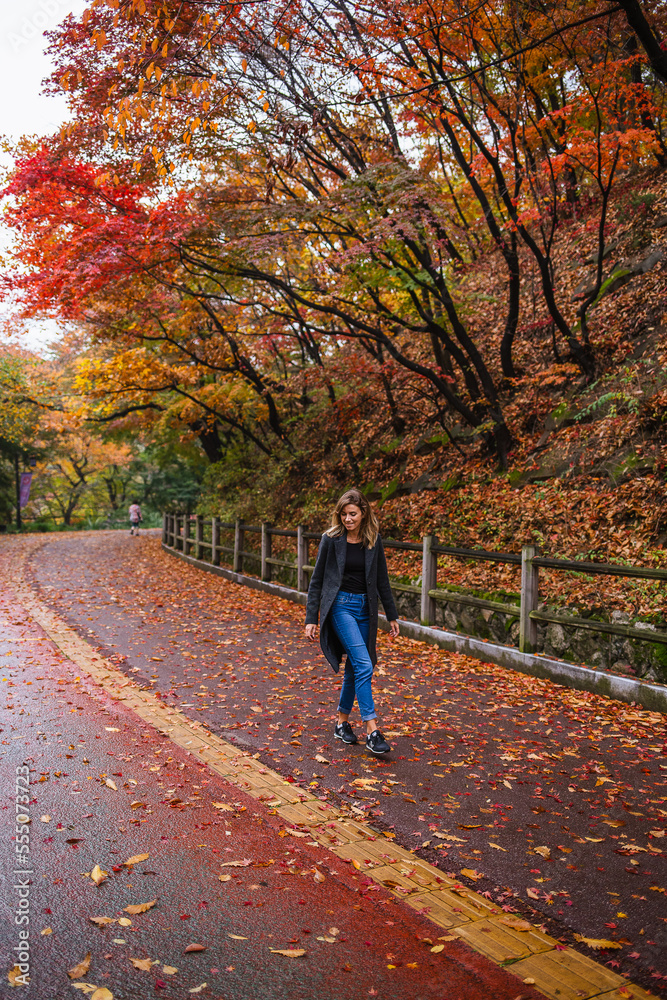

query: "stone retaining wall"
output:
392 588 667 684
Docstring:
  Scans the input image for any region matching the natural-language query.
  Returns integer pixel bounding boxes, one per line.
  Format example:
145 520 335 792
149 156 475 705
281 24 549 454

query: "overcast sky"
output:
1 0 88 351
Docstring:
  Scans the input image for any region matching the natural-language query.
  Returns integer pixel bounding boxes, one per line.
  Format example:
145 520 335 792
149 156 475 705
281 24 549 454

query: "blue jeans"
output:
330 591 376 722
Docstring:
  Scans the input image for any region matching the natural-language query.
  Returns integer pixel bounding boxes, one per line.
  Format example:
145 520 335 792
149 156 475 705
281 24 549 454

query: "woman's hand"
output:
305 624 318 641
389 620 399 638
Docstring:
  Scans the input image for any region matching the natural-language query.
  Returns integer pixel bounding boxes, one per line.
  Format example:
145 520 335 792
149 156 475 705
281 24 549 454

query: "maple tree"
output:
1 0 666 537
29 428 133 526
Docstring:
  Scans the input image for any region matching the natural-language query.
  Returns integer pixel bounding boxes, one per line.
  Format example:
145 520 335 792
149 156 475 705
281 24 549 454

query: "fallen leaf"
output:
41 927 53 936
124 853 149 867
130 801 147 810
211 802 234 811
430 944 445 953
8 965 29 986
189 986 208 994
220 859 252 867
162 966 178 975
40 815 51 823
526 888 540 900
574 934 623 950
489 842 507 851
602 820 625 828
105 727 120 732
315 754 330 764
523 978 536 985
91 990 113 1000
498 917 532 932
129 957 153 971
90 917 115 927
269 948 306 957
218 874 232 883
184 943 206 953
228 934 248 940
534 846 551 859
123 900 157 915
90 865 108 887
104 779 118 791
460 868 485 881
117 918 132 927
68 953 92 979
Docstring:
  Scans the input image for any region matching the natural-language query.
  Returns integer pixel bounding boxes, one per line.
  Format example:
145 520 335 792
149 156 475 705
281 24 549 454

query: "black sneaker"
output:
365 729 391 755
334 721 358 744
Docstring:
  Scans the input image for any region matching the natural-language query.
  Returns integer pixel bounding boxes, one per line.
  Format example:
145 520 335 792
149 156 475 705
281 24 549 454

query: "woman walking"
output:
305 489 399 755
128 500 142 536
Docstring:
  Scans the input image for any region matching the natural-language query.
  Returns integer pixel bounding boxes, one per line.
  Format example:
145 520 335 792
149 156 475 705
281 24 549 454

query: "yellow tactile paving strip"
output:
12 541 661 1000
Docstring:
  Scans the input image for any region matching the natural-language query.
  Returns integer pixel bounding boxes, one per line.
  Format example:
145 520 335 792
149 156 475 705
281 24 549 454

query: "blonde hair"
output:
326 488 379 549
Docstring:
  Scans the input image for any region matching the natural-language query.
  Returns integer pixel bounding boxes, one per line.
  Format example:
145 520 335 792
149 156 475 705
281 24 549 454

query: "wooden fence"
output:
162 514 667 653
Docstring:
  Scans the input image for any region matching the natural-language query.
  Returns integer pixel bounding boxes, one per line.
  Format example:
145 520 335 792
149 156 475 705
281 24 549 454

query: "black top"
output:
340 541 366 593
305 532 398 671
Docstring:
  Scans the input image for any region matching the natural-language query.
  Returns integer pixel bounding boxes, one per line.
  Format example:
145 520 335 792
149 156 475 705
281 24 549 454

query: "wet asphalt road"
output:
0 537 543 1000
17 531 667 995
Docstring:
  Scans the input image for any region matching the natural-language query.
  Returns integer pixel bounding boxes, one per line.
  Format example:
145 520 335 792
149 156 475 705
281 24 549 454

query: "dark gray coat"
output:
305 532 398 673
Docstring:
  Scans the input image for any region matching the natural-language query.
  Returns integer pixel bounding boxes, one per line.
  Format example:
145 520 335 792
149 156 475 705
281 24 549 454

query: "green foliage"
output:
574 391 639 422
630 191 658 210
0 452 15 527
139 447 205 514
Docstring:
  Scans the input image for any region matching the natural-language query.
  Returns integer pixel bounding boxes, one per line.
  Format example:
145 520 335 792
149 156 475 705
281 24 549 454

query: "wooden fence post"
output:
195 515 203 560
520 545 539 653
261 523 272 581
169 514 175 547
234 519 244 573
211 517 220 566
297 526 309 592
183 514 191 555
421 534 438 625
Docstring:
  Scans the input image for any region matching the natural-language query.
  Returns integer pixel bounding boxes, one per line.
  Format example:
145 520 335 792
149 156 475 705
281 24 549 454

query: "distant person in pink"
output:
129 501 142 536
